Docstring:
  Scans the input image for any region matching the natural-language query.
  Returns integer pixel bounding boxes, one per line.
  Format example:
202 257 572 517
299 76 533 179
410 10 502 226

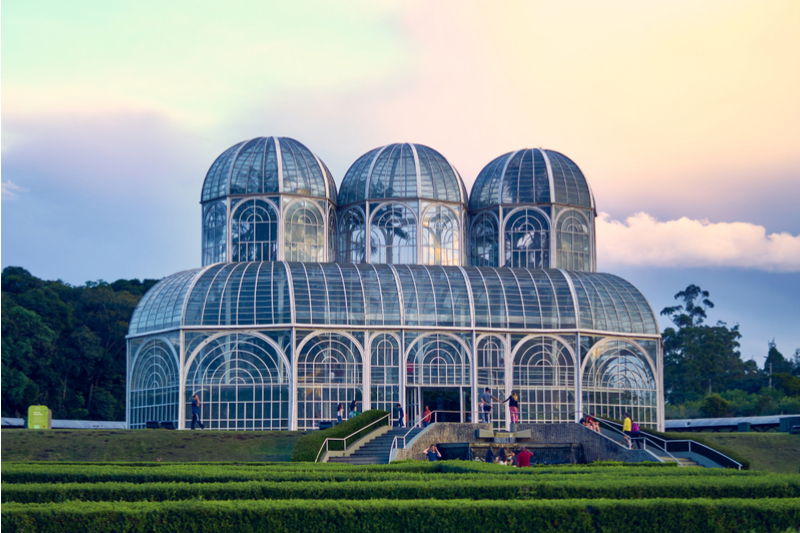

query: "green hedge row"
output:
4 498 800 533
290 410 389 462
1 461 770 485
5 474 800 504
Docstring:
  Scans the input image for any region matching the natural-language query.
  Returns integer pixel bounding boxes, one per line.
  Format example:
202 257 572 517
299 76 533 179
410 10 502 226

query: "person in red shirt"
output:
422 406 432 427
516 447 533 467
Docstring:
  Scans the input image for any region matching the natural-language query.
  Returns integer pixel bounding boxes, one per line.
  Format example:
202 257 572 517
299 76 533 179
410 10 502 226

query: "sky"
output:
2 0 799 364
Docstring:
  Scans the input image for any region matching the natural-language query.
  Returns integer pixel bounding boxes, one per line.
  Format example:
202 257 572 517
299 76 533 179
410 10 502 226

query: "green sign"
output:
28 405 51 429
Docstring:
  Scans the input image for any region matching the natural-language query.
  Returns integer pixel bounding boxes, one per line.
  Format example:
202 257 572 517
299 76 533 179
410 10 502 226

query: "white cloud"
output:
1 181 28 200
596 212 800 272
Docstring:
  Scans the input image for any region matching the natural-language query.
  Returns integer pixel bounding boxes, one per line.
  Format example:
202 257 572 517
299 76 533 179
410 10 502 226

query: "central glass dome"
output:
337 143 468 266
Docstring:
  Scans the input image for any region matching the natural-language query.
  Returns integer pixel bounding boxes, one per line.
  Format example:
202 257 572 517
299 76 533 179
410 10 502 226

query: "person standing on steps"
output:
336 403 344 423
622 412 633 449
191 394 204 430
349 398 357 419
501 391 520 424
422 406 432 427
480 387 500 423
395 403 405 428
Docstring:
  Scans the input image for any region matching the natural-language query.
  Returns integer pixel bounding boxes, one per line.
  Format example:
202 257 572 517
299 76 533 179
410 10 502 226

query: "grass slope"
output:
0 429 305 462
669 433 800 473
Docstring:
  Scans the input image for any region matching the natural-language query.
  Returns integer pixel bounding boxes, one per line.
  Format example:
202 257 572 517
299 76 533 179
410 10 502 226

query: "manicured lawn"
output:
672 432 800 474
0 429 305 462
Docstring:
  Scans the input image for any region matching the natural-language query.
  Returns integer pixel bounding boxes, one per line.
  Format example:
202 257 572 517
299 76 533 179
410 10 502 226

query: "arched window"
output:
338 208 366 263
477 335 506 428
582 339 657 429
185 334 289 430
370 203 417 264
422 205 460 265
513 337 574 423
202 201 227 266
296 333 363 430
328 209 337 260
470 213 499 267
557 210 591 271
370 334 400 414
504 209 550 268
285 201 325 262
129 338 180 429
407 334 470 386
230 199 278 262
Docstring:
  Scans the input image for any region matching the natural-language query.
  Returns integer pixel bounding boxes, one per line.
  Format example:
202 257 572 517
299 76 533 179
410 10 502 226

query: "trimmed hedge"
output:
4 498 800 533
1 461 771 485
290 410 389 462
5 474 800 504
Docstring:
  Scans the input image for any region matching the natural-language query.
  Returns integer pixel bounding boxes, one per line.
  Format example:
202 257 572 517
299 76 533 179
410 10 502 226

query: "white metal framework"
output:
127 140 663 433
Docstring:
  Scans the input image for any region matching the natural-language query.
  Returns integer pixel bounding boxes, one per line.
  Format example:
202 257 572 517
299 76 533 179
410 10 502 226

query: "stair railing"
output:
592 416 685 466
314 413 392 463
388 409 484 461
595 417 742 469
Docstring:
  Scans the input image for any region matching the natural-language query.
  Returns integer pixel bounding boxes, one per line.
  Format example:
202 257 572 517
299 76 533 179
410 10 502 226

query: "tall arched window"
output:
328 209 337 260
470 212 499 267
285 201 325 262
477 335 506 428
513 337 574 423
185 334 290 430
230 199 278 262
504 209 550 268
407 334 470 386
557 210 591 271
202 201 227 266
370 334 400 414
582 339 657 429
296 333 363 430
129 338 180 429
338 208 366 263
422 205 460 265
370 203 417 264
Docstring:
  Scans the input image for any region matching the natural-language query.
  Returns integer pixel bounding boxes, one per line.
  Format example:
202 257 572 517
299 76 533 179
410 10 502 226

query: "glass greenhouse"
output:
127 138 664 431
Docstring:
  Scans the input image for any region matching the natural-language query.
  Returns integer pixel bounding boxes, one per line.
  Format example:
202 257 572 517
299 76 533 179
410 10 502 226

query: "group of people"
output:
622 412 641 449
335 400 360 423
479 388 519 424
579 413 600 432
422 444 536 467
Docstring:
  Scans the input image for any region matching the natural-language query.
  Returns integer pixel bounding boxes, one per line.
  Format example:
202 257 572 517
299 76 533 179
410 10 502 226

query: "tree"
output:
764 340 793 375
1 266 160 421
700 394 729 418
661 285 753 403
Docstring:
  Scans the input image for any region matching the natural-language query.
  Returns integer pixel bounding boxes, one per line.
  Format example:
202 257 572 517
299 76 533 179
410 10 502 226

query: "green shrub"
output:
5 474 800 504
290 410 389 462
4 498 800 533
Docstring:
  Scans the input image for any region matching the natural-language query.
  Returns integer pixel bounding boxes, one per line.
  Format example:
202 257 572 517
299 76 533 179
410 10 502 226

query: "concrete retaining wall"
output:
395 422 656 463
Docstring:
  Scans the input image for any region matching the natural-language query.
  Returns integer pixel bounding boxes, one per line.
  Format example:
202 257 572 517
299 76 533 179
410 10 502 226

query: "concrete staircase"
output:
328 427 423 465
656 456 700 467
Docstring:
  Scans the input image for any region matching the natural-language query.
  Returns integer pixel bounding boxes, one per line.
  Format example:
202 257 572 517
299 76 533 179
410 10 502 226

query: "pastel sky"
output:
2 0 799 362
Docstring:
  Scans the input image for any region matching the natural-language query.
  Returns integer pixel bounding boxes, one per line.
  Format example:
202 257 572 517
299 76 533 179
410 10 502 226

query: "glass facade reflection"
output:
128 140 663 432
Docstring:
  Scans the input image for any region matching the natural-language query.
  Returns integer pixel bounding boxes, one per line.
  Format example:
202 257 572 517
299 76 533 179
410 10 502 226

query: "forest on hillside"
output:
2 266 799 422
2 267 158 421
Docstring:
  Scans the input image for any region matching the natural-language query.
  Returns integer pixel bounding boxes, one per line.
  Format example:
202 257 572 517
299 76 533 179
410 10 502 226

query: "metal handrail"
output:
388 410 485 461
314 413 392 463
593 417 684 466
595 417 742 469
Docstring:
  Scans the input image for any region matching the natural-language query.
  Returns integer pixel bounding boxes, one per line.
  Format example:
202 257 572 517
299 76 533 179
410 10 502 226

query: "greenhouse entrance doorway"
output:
406 387 471 425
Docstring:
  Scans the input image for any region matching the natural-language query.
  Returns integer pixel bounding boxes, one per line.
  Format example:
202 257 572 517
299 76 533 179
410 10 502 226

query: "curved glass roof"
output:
128 263 657 336
338 143 468 206
128 268 201 335
469 148 594 211
201 137 337 203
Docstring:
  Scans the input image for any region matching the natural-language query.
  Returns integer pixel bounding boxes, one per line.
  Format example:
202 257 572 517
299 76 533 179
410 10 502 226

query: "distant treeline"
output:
1 267 159 421
661 285 800 419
